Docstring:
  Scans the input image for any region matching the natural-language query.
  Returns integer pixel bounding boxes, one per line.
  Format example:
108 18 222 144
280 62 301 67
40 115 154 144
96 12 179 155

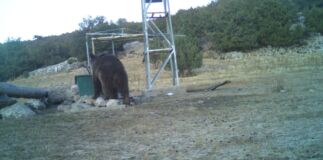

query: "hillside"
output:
1 0 323 81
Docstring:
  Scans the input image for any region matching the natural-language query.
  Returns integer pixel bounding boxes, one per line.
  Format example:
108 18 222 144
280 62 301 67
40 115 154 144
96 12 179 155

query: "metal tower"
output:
141 0 180 91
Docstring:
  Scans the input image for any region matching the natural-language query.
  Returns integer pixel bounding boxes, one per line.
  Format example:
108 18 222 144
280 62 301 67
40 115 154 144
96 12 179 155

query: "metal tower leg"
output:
141 0 179 91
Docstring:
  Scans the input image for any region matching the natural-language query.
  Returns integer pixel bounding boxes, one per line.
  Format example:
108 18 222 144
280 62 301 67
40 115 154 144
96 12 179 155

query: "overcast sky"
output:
0 0 213 43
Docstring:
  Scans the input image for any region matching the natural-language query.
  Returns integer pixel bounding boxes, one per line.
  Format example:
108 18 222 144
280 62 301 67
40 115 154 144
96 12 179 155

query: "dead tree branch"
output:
186 80 231 93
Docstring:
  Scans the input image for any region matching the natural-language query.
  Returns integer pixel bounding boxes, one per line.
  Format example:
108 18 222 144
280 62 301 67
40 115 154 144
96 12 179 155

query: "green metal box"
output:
75 75 94 96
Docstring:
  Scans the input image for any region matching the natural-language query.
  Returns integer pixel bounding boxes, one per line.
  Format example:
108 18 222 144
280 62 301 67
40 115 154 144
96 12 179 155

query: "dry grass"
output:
3 51 323 159
11 51 323 92
12 68 88 88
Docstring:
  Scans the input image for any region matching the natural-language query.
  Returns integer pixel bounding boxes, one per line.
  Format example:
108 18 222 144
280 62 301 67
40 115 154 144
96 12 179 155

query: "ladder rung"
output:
148 48 172 54
145 0 162 3
147 12 168 18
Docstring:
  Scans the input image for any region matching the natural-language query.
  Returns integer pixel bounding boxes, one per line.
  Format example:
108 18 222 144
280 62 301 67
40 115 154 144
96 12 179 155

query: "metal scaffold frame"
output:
141 0 180 91
85 28 143 73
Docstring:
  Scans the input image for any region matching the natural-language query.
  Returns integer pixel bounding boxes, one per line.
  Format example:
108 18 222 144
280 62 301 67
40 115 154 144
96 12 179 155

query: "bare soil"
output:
1 55 323 160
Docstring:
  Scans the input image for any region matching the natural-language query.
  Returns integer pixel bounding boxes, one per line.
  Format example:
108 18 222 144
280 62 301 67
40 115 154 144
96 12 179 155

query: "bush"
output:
148 36 202 76
305 7 323 34
144 36 202 77
175 36 202 76
209 0 259 52
210 0 305 52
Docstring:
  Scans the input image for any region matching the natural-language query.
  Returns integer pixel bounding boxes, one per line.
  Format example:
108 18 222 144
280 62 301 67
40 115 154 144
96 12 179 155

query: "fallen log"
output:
0 94 17 109
0 82 48 99
186 80 231 93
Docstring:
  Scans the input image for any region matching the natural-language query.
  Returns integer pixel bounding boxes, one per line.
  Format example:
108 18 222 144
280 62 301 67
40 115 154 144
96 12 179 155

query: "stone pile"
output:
218 35 323 59
0 99 46 119
29 57 86 77
0 84 128 119
56 85 126 113
123 41 144 57
251 35 323 56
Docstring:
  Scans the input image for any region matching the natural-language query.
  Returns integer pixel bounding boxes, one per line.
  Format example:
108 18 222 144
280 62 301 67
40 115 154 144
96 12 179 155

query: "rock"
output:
106 99 119 106
67 57 78 64
106 99 125 110
84 98 94 106
76 96 93 105
224 51 244 59
280 89 287 93
0 103 36 119
73 95 81 102
70 103 93 113
28 57 84 77
71 85 79 95
62 100 74 105
131 96 143 105
57 95 95 113
65 89 75 102
123 41 144 56
57 104 72 112
198 100 204 104
95 97 106 107
166 92 174 96
0 94 17 109
289 23 305 32
25 99 46 110
47 86 69 104
121 155 137 160
249 35 323 56
58 98 94 113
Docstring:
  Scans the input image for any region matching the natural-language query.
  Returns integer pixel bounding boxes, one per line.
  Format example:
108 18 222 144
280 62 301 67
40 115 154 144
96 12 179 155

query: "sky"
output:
0 0 213 43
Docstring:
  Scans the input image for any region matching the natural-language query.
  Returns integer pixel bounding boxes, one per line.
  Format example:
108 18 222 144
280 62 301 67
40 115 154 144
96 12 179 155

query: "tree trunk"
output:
0 82 48 99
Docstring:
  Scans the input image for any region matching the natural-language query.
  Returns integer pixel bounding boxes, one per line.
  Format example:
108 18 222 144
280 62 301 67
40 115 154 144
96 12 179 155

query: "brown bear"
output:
90 53 130 105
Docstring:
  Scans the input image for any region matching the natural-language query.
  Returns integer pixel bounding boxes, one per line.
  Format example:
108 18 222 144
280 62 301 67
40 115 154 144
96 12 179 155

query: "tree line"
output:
0 0 322 80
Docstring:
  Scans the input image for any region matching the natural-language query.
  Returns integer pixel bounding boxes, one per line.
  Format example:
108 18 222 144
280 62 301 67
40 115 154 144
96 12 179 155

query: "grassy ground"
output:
2 51 323 159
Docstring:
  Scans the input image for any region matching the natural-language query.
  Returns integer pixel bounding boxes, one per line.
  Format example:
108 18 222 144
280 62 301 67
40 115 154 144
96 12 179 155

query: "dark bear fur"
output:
90 53 130 105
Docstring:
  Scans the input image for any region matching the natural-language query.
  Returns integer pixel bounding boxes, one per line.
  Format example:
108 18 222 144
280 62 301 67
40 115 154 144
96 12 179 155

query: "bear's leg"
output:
116 76 130 105
101 81 114 100
92 76 102 99
121 83 130 105
111 88 118 99
113 74 130 105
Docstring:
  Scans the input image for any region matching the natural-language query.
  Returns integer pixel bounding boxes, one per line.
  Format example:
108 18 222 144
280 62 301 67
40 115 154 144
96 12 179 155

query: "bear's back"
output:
93 54 125 72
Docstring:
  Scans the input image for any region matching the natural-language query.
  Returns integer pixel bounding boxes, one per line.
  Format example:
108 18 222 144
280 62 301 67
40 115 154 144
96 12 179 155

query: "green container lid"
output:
75 75 94 96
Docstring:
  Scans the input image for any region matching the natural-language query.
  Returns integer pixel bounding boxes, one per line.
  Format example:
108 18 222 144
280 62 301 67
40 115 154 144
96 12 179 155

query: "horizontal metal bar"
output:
147 12 166 14
148 48 172 53
91 34 144 41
